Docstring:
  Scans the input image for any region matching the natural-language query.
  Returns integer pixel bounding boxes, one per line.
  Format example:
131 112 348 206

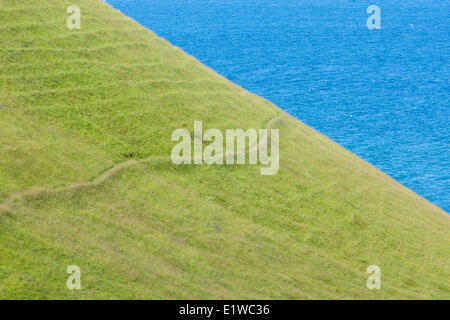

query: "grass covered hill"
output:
0 0 448 299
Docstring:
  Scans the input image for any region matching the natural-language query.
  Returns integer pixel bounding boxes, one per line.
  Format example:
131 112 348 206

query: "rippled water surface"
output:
106 0 449 212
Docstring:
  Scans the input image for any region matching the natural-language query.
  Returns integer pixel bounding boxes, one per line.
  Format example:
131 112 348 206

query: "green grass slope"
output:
0 0 448 299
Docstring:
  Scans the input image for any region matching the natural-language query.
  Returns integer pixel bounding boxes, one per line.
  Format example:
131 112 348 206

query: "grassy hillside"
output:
0 0 448 299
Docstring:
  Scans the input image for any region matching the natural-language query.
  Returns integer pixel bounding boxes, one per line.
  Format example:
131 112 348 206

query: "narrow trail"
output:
0 114 284 213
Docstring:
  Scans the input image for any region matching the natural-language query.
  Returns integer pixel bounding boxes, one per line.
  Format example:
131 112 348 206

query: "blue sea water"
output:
106 0 449 212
